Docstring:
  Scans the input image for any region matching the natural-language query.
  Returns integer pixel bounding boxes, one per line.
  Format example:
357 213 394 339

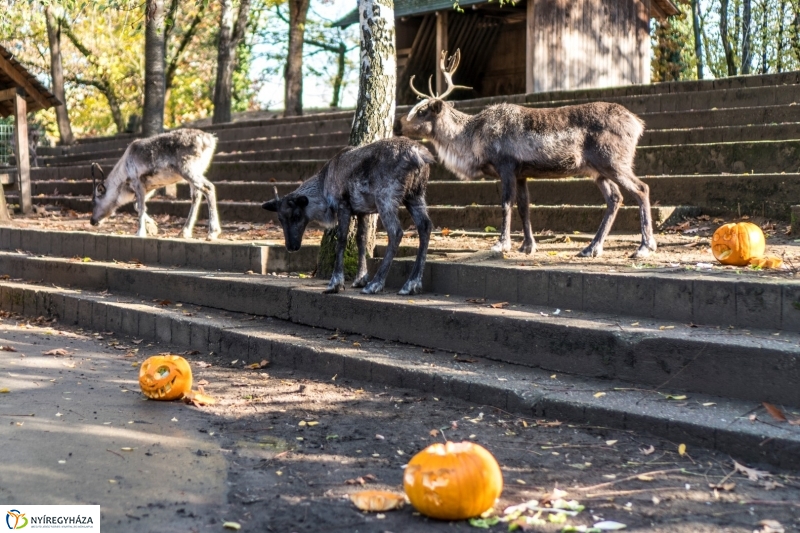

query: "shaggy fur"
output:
90 129 221 240
263 137 435 295
396 61 656 258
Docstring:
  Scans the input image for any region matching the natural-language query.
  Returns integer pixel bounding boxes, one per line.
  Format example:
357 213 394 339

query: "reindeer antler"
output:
438 49 472 100
272 185 280 202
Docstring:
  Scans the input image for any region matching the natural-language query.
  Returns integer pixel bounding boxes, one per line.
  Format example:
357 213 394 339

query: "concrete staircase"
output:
3 74 800 469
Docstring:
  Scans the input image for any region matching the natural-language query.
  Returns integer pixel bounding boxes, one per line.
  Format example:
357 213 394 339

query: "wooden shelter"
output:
336 0 679 105
0 44 62 217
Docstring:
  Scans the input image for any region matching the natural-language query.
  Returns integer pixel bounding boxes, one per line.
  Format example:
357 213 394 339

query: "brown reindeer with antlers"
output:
395 50 656 258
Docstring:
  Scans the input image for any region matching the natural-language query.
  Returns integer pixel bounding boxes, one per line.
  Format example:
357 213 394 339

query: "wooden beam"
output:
13 90 32 214
0 87 18 102
526 0 535 93
0 53 52 111
435 10 448 95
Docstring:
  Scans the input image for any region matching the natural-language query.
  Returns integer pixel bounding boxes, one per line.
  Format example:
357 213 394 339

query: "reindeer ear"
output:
296 196 309 208
262 199 280 212
97 183 107 195
429 100 443 115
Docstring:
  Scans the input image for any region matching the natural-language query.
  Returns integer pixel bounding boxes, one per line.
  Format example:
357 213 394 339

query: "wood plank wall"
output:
528 0 650 93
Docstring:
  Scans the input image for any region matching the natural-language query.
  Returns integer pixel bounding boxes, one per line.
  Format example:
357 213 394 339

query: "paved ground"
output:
1 317 799 532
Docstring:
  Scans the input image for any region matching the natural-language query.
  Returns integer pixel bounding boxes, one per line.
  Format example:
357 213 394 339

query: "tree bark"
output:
284 0 310 117
778 0 787 71
166 3 206 92
741 0 752 74
143 0 167 137
691 0 704 79
316 0 396 280
720 0 738 75
44 6 74 145
332 42 346 107
213 0 251 124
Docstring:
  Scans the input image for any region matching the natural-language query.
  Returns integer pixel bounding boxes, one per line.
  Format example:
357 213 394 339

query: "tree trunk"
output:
720 0 739 75
691 0 704 79
760 0 769 73
741 0 752 74
330 42 346 108
213 0 251 124
792 0 800 62
44 7 74 145
778 0 787 71
316 0 396 281
284 0 310 117
143 0 166 137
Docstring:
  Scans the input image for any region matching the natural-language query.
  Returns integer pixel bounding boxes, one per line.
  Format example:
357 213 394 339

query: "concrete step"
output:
3 278 798 468
31 195 697 232
0 227 314 274
639 104 800 131
640 122 800 146
26 172 800 220
0 251 797 411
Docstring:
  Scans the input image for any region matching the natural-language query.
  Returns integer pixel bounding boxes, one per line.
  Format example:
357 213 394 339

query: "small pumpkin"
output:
349 490 406 512
403 441 503 520
749 256 784 269
139 354 193 401
711 222 765 266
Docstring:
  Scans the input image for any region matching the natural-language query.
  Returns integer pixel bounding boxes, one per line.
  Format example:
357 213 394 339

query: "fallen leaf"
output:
678 443 687 456
0 345 17 352
222 522 241 531
466 298 486 304
605 440 618 446
346 477 366 486
665 394 688 401
247 360 269 370
763 402 787 422
441 228 451 237
755 519 785 533
489 302 509 309
733 460 771 482
0 388 9 393
131 339 144 345
594 520 627 530
183 388 216 407
349 490 405 512
157 300 172 306
639 445 655 456
429 429 439 437
42 349 70 356
593 392 606 398
708 482 736 491
120 447 134 452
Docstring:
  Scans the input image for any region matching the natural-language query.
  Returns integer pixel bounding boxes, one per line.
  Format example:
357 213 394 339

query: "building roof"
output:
335 0 680 27
335 0 486 27
0 44 62 118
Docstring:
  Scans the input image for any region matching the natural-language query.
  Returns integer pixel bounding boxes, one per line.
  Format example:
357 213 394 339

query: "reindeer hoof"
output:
323 284 344 294
179 230 193 239
631 245 654 259
146 223 159 236
578 245 602 258
136 230 148 238
490 241 510 254
362 282 385 294
352 275 370 288
206 232 221 241
398 280 423 295
518 242 535 255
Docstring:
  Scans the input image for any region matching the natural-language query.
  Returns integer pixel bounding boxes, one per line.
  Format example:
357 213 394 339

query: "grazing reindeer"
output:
395 50 656 258
262 137 435 295
90 129 222 240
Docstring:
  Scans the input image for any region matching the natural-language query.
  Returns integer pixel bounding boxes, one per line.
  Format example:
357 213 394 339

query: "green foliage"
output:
652 3 693 81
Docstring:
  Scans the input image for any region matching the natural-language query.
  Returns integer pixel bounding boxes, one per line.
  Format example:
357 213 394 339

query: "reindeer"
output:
395 50 656 258
90 129 222 240
262 137 435 296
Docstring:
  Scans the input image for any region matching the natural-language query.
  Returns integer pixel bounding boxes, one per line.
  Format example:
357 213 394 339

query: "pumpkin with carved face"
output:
403 441 503 520
139 355 193 401
712 222 765 266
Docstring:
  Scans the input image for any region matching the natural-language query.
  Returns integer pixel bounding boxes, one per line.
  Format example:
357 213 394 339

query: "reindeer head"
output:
394 49 471 139
262 186 310 252
89 162 134 226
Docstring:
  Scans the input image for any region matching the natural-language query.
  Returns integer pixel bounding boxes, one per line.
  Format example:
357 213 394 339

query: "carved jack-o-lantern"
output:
711 222 766 266
139 355 193 401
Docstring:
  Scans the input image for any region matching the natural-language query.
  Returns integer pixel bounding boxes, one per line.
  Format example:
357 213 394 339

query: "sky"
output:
252 1 361 111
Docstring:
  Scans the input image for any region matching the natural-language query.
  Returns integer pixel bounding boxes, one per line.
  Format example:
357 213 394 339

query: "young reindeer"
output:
90 129 221 240
262 137 435 295
395 50 656 258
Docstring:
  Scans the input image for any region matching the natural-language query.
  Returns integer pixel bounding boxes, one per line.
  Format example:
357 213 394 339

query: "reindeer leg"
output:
364 200 403 295
352 214 370 288
195 177 222 241
180 184 203 239
133 190 158 235
515 177 535 255
324 204 351 294
491 167 516 253
130 180 150 238
399 196 431 296
579 177 622 257
613 172 657 258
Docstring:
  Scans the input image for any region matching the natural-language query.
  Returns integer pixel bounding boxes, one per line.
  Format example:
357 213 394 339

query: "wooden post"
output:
435 10 448 96
13 89 32 215
526 0 535 93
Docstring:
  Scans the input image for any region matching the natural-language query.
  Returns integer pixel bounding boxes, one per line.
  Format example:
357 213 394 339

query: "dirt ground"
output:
2 314 799 532
16 207 800 280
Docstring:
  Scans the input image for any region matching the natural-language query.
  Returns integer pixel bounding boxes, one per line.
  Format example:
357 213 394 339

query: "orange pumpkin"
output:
711 222 765 266
139 355 193 401
403 441 503 520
